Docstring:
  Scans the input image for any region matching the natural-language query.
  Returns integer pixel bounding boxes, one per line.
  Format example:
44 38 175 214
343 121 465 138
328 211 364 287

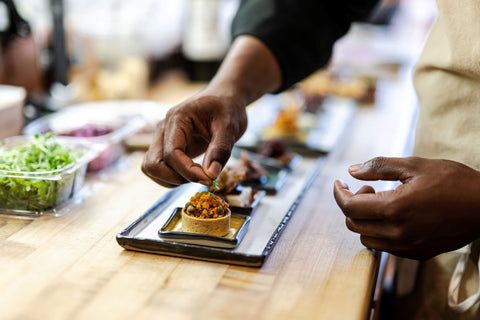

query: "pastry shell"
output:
181 207 231 237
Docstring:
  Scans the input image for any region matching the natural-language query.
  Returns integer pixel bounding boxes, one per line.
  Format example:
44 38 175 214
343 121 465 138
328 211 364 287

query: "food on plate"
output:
297 69 377 106
229 151 267 185
263 106 308 143
256 139 295 165
0 134 84 211
182 191 231 236
209 169 255 208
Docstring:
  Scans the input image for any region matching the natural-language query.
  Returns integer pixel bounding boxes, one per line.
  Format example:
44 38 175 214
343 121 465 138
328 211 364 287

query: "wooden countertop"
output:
0 72 417 320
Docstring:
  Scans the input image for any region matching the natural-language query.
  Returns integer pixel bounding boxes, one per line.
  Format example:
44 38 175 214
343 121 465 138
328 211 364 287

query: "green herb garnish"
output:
211 179 219 191
0 134 84 212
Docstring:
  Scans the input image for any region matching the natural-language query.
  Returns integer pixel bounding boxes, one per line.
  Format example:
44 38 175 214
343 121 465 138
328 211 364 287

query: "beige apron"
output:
400 0 480 318
413 0 480 169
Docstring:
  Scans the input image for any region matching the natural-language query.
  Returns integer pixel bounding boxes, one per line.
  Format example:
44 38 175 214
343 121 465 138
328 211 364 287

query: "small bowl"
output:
181 207 231 237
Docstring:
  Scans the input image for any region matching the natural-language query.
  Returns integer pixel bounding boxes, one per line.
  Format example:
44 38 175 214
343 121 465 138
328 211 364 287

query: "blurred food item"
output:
96 57 149 100
58 125 116 172
123 132 154 151
273 107 298 132
0 85 25 139
211 169 244 194
263 106 308 143
71 56 149 101
59 125 113 138
229 151 267 185
209 169 255 208
223 186 253 208
257 139 295 166
296 70 378 105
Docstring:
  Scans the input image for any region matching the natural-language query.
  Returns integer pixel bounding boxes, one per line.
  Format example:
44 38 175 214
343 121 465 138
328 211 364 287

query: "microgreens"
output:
0 134 84 212
211 179 219 191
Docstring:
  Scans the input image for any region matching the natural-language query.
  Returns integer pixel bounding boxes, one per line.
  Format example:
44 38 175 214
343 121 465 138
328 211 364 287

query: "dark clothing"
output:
231 0 379 91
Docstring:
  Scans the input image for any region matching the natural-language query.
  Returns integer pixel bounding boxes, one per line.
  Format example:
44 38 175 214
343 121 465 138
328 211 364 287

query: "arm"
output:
232 0 379 90
142 0 379 187
334 157 480 259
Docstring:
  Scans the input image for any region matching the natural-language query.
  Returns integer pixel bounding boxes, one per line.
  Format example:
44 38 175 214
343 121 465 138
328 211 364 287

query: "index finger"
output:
163 116 212 185
142 123 189 187
333 180 388 220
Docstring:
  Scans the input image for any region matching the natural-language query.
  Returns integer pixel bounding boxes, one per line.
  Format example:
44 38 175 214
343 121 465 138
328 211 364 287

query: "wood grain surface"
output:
0 73 417 320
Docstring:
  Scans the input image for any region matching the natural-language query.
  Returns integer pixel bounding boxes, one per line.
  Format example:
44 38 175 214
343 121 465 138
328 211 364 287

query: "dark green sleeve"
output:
231 0 379 91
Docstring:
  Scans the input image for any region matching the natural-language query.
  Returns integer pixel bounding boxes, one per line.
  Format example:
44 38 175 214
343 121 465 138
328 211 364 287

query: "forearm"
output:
203 35 282 107
231 0 379 91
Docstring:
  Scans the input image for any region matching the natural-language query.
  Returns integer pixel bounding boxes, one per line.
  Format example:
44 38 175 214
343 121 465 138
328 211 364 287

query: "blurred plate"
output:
238 96 357 155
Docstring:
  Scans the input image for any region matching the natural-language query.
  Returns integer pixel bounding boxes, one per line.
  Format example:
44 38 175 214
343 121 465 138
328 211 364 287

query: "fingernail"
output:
349 163 362 172
338 179 349 189
206 161 222 179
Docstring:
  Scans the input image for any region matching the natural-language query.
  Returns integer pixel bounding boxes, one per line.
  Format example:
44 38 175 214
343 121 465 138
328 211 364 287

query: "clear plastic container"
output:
0 136 100 217
23 101 149 171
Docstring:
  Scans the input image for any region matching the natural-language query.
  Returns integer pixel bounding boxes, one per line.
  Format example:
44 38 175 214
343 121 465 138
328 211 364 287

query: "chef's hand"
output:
141 36 282 188
334 156 480 260
142 92 247 187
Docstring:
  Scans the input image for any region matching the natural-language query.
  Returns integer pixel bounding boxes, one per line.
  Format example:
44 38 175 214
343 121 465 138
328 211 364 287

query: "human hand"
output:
142 36 282 188
142 92 247 188
333 157 480 260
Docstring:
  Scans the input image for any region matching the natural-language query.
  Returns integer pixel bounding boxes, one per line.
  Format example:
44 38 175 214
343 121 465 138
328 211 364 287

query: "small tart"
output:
182 191 231 236
181 208 231 237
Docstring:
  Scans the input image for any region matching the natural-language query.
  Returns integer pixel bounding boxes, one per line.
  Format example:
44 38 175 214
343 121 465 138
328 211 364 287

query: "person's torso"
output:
413 0 480 170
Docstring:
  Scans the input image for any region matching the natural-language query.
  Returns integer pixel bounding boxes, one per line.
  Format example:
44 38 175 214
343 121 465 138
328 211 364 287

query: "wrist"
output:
205 35 282 107
201 81 247 111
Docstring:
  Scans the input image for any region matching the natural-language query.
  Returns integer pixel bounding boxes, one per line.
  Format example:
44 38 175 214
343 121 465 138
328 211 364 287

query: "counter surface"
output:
0 73 417 320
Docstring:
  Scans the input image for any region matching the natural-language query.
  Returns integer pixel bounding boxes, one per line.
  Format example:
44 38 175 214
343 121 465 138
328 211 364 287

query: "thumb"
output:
349 157 414 182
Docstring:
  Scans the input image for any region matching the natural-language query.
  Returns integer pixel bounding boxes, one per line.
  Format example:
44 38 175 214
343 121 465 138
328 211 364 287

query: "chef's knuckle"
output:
382 199 405 222
339 198 354 216
163 151 175 165
211 143 232 162
359 235 373 248
365 157 387 170
345 218 355 231
141 157 160 176
141 158 153 175
390 226 406 241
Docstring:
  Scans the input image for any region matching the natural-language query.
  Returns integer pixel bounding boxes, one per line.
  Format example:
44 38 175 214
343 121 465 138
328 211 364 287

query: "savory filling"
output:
184 191 229 219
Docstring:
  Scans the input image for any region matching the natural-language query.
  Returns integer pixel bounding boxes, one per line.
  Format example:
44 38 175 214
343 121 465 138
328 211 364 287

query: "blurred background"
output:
0 0 436 134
